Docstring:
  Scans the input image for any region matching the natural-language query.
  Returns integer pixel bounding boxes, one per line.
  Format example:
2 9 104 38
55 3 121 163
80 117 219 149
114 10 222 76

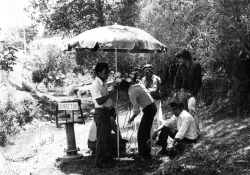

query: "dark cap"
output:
94 63 109 73
169 101 184 109
175 49 191 60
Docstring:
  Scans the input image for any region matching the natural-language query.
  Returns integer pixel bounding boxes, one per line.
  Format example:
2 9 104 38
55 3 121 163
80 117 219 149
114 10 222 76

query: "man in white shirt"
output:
119 80 157 160
141 64 163 131
152 102 199 157
89 63 117 169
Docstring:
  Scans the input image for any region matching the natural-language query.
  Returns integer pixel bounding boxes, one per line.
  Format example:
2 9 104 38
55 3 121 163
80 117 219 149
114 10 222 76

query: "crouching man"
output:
152 102 199 157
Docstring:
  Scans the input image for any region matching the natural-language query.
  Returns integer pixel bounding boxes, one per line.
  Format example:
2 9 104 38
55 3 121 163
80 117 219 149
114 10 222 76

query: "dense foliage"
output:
0 47 18 72
140 0 250 116
0 87 39 146
26 0 140 36
26 38 77 88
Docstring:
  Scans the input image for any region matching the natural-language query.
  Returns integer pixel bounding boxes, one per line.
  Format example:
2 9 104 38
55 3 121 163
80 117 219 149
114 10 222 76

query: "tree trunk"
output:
95 0 105 26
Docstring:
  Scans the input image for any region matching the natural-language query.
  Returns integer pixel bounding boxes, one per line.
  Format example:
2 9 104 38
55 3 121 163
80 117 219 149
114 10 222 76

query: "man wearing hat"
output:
141 64 163 128
152 102 199 157
174 49 202 131
89 63 117 169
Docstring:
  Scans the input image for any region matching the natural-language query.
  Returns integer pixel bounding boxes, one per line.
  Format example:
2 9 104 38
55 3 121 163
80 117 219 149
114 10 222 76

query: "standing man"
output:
141 64 163 128
119 80 157 160
87 116 127 157
90 63 117 169
152 102 199 157
174 49 202 130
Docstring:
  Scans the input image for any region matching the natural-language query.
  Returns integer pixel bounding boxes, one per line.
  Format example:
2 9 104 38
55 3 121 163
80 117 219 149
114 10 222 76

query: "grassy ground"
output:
54 105 250 175
1 103 250 175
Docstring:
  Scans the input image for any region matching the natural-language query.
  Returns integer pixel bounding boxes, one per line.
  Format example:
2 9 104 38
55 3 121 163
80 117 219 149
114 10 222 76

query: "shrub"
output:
32 69 47 84
0 86 39 146
26 37 77 88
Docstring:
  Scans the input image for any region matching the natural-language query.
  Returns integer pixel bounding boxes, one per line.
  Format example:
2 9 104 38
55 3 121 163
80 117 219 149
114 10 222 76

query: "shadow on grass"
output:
56 105 250 175
161 115 250 175
56 155 163 175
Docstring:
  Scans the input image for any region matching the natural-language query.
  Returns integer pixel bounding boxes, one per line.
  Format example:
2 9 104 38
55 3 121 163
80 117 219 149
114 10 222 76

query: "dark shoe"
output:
168 147 179 159
105 157 115 164
95 163 114 169
162 151 169 156
158 149 169 156
142 154 152 160
91 150 95 157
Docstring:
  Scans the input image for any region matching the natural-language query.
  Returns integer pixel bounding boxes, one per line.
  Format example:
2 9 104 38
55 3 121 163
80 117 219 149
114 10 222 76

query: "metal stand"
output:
56 99 85 161
61 123 83 161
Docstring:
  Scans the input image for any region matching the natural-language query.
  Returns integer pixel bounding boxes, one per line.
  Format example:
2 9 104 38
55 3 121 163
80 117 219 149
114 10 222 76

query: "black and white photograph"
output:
0 0 250 174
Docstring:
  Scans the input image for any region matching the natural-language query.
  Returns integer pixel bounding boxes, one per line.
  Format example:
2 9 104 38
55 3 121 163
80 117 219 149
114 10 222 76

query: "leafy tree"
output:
0 47 18 72
3 27 24 50
26 0 140 36
3 25 38 50
26 37 77 87
18 25 39 45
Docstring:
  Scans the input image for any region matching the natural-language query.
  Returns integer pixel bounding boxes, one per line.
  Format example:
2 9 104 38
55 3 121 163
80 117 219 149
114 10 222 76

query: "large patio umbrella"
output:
64 23 167 160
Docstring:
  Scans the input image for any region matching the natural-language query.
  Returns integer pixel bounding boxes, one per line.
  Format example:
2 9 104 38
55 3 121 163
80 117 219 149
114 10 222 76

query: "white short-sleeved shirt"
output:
163 110 198 140
90 77 113 108
128 84 154 115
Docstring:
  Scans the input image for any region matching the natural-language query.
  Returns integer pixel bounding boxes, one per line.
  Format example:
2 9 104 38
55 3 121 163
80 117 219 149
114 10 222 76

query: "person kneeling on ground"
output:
152 102 199 158
88 113 128 157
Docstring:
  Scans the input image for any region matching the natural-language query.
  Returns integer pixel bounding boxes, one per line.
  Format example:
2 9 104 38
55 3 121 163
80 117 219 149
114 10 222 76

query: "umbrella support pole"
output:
114 49 134 162
115 48 120 160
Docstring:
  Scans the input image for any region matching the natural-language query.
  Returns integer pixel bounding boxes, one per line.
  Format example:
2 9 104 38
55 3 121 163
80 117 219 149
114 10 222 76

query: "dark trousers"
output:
157 126 197 154
138 102 157 158
94 108 112 166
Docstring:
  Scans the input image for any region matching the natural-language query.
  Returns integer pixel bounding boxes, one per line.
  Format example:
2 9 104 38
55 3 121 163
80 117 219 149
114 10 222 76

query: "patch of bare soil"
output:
0 119 92 175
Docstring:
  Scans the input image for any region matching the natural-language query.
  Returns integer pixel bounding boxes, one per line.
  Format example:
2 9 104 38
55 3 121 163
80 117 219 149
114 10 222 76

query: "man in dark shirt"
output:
174 49 202 130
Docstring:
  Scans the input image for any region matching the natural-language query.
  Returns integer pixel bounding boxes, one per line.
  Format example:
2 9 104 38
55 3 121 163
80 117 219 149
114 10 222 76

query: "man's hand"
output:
172 138 180 147
110 86 117 95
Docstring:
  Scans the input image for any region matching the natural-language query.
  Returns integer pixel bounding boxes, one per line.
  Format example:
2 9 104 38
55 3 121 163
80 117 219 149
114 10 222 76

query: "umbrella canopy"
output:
65 24 167 53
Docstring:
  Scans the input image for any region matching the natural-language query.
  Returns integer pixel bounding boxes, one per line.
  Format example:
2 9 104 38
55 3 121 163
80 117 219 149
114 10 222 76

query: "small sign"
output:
58 102 79 110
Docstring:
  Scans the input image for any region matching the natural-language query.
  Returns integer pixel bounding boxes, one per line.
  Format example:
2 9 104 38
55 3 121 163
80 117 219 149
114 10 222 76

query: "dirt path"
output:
0 109 151 175
0 119 93 175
